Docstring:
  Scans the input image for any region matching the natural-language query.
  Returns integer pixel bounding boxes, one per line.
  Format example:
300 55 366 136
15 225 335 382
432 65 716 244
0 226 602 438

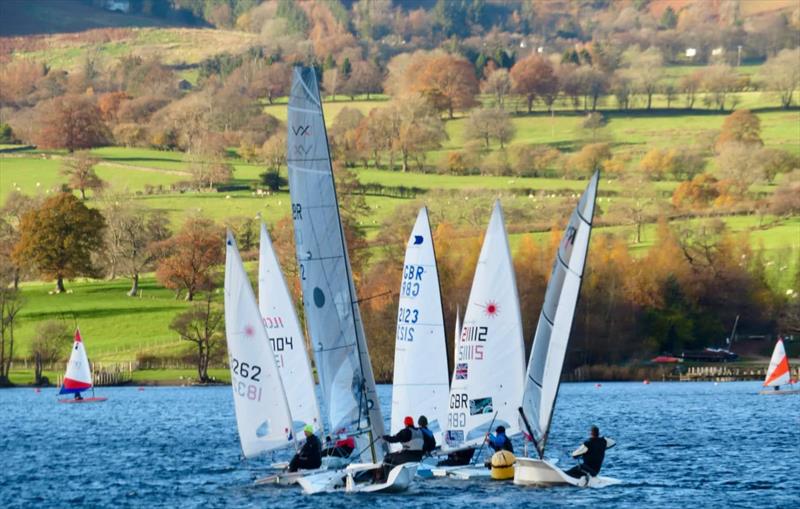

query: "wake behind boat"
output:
58 329 106 404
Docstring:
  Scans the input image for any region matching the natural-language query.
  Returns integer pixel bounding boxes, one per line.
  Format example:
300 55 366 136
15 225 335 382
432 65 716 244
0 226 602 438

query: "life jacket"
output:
401 426 424 452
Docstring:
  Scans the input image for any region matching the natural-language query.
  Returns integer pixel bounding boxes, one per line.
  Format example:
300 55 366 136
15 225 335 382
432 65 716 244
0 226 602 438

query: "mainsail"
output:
59 329 93 394
446 201 526 448
225 231 295 458
520 170 599 459
763 338 791 387
454 305 461 364
391 207 449 446
286 66 385 461
259 222 322 433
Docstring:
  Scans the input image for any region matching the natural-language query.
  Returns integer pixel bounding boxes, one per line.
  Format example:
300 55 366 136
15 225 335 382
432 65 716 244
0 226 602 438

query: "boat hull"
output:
429 464 491 479
513 458 619 488
296 462 417 494
58 397 107 404
759 388 800 395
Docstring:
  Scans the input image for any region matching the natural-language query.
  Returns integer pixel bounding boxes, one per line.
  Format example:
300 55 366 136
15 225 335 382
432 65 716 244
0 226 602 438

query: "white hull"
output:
759 387 800 395
297 463 417 494
429 464 491 479
256 456 352 486
513 458 619 488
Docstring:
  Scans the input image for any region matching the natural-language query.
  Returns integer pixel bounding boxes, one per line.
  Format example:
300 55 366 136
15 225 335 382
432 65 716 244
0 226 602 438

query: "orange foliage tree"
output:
412 54 479 118
154 217 224 301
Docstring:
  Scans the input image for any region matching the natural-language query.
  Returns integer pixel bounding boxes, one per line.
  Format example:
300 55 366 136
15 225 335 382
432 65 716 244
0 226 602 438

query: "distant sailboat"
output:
514 171 617 487
391 207 449 448
759 338 800 395
258 222 322 434
287 66 416 493
443 201 526 456
58 329 107 403
224 231 295 458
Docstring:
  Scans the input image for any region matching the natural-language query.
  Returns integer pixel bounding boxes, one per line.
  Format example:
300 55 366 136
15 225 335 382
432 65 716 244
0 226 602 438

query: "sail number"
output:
401 264 425 297
397 307 419 324
231 358 262 381
292 203 302 220
397 325 414 342
448 393 468 428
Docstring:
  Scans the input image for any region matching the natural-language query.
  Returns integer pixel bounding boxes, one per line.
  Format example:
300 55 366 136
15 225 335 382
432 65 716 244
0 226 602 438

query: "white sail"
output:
287 66 385 462
520 171 599 458
259 222 322 434
446 200 526 449
763 339 791 387
225 230 295 458
391 207 449 446
59 329 93 394
454 305 461 364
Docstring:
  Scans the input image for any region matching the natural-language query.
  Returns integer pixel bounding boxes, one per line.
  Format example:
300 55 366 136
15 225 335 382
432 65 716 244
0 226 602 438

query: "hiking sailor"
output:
565 425 615 481
418 415 436 455
378 416 424 480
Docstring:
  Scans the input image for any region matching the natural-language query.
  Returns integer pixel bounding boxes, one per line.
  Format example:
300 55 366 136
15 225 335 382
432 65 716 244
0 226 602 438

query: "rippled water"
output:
1 382 797 508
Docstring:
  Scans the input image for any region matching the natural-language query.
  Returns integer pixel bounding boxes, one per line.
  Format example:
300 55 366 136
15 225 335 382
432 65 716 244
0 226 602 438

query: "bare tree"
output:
31 320 71 386
464 107 516 149
0 288 24 386
481 68 512 109
169 293 225 383
60 151 105 200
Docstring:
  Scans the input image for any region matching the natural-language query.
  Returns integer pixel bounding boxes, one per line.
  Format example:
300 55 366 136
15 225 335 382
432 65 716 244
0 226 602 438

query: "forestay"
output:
446 201 526 448
764 339 791 387
225 231 295 458
391 207 449 446
286 66 385 462
259 222 322 433
59 329 93 394
520 171 599 458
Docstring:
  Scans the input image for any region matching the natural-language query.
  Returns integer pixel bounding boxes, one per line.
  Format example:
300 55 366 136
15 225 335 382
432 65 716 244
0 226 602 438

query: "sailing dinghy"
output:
286 65 416 494
391 207 449 448
433 200 526 479
514 171 618 488
224 231 297 461
58 329 106 403
759 338 800 395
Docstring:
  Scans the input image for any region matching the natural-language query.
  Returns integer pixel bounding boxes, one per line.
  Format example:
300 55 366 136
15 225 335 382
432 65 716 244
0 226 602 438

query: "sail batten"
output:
520 171 600 458
391 208 449 447
287 66 384 462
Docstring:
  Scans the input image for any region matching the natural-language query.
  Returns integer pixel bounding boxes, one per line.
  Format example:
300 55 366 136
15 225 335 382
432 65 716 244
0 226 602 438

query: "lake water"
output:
1 382 797 508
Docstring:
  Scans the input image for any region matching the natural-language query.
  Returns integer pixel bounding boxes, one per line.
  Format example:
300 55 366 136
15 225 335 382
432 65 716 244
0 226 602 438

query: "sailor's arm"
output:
604 437 616 449
571 443 588 458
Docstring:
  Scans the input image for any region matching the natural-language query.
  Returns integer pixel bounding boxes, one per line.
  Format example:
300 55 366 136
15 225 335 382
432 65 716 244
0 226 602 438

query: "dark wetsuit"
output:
437 448 475 466
379 426 424 480
289 434 322 472
566 436 613 478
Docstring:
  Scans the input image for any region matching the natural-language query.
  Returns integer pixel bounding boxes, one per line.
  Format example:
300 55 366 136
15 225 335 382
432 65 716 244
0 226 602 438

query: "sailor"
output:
288 425 322 472
565 425 615 481
74 392 83 401
418 415 436 455
486 425 513 453
436 448 475 466
378 416 424 480
321 435 355 458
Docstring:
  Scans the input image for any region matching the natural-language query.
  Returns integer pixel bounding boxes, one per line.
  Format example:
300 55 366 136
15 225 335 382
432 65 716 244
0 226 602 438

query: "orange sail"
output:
763 339 791 387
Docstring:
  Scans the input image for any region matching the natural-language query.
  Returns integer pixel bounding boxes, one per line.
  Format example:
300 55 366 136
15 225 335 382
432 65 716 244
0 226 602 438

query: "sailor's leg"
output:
565 465 584 478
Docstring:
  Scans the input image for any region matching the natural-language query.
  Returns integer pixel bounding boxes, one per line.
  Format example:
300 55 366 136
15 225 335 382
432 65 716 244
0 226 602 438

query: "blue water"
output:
1 382 797 508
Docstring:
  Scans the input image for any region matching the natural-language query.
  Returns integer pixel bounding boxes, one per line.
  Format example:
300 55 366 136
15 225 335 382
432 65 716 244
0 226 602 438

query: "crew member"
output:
322 435 355 458
437 448 475 466
378 416 424 480
486 425 513 453
288 425 322 472
74 392 83 401
418 415 436 455
565 425 615 481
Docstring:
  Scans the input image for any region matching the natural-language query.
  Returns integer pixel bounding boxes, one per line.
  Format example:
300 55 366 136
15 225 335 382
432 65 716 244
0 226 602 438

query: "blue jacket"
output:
487 432 513 453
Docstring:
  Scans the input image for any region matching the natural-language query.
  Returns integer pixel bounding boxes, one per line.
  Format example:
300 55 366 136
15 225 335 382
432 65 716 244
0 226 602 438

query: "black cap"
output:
496 426 506 433
418 415 428 426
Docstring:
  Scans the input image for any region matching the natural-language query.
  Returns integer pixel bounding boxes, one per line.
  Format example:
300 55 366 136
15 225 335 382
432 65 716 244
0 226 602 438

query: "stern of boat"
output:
513 458 575 486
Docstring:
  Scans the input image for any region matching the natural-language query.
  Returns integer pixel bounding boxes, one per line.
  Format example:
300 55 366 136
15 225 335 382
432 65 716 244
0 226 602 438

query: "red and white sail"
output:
763 338 791 387
59 329 93 394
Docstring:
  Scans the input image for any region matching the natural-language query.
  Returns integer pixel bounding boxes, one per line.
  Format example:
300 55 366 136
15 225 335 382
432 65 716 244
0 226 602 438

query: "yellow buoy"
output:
490 450 516 480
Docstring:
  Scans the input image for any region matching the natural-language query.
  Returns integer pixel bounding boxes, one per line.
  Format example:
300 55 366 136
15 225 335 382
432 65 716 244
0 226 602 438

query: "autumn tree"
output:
464 107 516 149
259 132 288 190
413 54 479 118
329 107 364 166
169 292 224 382
510 54 559 113
254 61 292 104
340 60 383 99
60 151 106 200
185 133 233 190
34 94 110 152
31 320 71 386
566 143 612 178
13 193 105 293
715 143 765 191
758 48 800 109
703 65 739 111
103 200 171 296
154 217 224 301
481 68 512 109
621 47 664 110
679 71 703 109
390 95 447 171
613 174 660 244
716 109 763 151
638 148 677 181
672 173 722 209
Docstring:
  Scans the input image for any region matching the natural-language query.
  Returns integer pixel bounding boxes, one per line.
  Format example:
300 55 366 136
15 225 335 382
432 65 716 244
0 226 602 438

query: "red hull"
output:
58 397 108 404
